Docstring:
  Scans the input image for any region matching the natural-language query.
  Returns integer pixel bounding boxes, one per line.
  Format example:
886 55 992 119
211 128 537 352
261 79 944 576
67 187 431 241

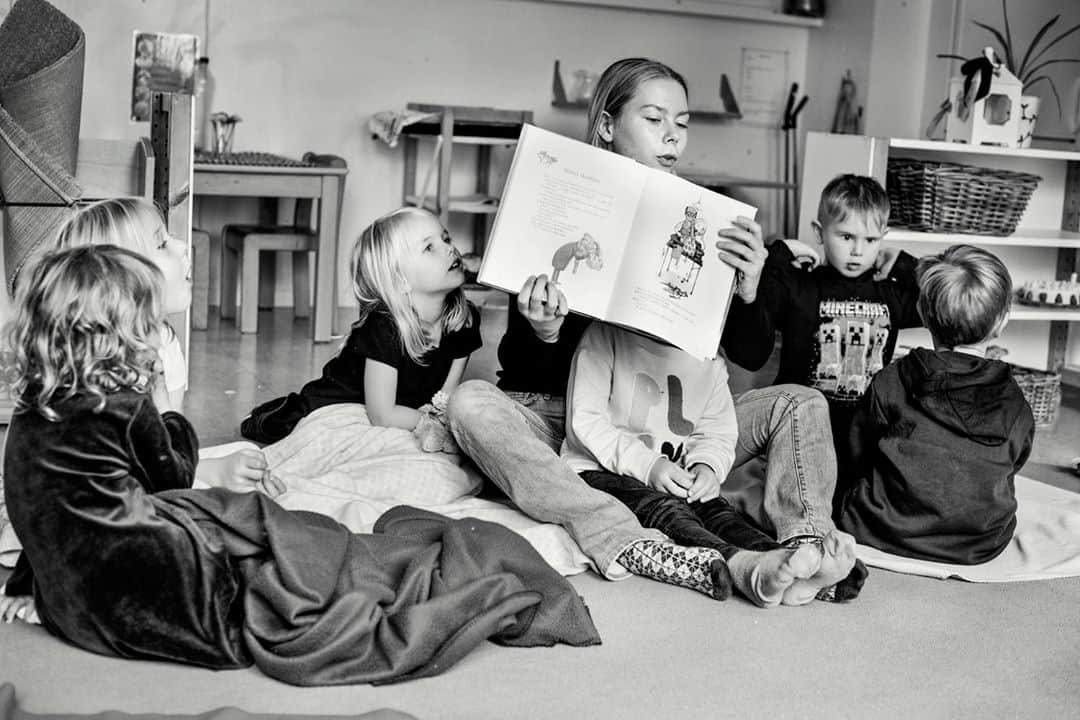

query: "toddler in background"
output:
54 198 271 490
836 245 1033 564
726 174 923 508
241 206 480 450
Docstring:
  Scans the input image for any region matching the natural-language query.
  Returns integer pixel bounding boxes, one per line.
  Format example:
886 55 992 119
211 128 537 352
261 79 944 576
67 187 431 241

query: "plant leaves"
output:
1000 0 1015 73
1024 57 1080 81
1017 15 1059 81
973 20 1012 70
1025 21 1080 75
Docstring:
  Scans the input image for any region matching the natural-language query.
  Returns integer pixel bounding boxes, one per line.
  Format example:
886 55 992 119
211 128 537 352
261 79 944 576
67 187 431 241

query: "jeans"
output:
729 385 837 542
446 380 665 579
580 470 780 561
447 380 837 575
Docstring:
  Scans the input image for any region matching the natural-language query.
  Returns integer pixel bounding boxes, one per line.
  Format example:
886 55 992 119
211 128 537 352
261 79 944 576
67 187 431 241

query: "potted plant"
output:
939 0 1080 145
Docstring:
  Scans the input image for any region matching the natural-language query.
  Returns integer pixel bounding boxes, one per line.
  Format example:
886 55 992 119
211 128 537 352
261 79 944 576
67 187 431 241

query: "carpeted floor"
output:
1 300 1078 718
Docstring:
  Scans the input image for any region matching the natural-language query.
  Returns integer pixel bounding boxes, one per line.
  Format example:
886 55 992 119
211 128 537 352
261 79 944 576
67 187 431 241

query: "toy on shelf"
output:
926 47 1023 147
1017 274 1080 308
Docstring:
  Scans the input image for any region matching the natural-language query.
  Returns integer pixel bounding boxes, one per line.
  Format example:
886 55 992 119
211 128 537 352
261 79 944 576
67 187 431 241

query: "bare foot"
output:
730 544 821 608
781 529 857 606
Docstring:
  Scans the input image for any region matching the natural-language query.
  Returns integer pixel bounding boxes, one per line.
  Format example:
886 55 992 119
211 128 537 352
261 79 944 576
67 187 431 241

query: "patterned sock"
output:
617 539 732 600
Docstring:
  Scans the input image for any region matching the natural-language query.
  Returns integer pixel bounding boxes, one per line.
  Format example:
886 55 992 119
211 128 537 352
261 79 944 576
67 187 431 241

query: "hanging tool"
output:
781 83 808 238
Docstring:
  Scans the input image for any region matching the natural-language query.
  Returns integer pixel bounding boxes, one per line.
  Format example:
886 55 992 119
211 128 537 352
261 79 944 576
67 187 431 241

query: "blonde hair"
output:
56 197 166 255
5 245 165 421
916 245 1012 348
816 174 890 230
585 57 688 150
350 207 472 363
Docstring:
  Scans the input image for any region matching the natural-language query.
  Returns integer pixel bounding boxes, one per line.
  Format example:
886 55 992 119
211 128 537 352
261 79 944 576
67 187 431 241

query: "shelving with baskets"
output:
798 132 1080 419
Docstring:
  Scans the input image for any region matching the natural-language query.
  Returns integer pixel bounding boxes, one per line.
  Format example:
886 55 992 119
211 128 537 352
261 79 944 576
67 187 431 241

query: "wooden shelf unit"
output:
401 104 531 257
799 132 1080 379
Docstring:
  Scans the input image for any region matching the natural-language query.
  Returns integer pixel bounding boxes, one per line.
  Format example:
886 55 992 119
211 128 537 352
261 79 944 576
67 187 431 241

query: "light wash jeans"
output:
447 380 836 574
446 380 665 579
728 384 837 542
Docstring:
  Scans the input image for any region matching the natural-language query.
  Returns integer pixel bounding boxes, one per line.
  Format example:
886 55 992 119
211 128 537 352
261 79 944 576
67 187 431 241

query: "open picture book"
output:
478 124 757 360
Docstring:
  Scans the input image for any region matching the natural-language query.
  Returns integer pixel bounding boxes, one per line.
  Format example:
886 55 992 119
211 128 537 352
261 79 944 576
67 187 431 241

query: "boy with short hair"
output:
836 245 1034 564
726 174 922 507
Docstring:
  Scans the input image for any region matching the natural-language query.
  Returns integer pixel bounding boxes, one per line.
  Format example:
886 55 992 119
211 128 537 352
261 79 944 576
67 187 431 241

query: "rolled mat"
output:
0 0 86 292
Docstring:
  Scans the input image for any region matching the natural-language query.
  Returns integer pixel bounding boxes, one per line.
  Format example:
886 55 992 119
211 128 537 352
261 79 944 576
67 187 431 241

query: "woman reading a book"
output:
447 57 866 601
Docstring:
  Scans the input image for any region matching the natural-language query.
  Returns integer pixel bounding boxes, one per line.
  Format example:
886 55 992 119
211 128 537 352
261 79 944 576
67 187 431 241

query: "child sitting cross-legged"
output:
836 245 1034 564
562 323 862 606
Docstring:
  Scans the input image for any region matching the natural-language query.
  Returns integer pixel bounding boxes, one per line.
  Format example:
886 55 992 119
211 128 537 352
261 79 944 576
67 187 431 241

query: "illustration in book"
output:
659 202 707 298
551 233 603 283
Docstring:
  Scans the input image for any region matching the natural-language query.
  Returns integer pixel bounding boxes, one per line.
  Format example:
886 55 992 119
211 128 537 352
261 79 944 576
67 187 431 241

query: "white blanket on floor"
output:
2 407 1077 584
0 407 593 577
253 404 595 577
855 475 1080 581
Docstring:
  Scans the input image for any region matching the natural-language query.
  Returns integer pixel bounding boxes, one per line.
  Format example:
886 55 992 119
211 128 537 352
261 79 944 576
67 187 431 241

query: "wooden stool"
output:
219 152 345 334
221 229 314 333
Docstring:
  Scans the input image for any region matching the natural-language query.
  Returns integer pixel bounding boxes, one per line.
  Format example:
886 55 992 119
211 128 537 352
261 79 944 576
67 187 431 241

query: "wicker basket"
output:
886 158 1041 236
1012 366 1061 427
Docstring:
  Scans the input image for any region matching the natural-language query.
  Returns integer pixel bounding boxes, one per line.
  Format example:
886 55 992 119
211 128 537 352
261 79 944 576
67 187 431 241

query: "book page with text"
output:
605 170 756 359
478 125 647 320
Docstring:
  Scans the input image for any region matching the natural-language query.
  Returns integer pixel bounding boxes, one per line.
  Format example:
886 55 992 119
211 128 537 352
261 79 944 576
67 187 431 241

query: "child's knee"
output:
775 384 828 420
445 379 499 424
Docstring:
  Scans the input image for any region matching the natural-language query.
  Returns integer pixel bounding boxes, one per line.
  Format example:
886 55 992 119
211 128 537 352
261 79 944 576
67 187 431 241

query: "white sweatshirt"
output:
561 323 737 484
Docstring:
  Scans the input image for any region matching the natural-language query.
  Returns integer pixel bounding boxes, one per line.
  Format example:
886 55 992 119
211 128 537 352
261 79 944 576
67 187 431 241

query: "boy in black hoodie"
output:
836 245 1034 564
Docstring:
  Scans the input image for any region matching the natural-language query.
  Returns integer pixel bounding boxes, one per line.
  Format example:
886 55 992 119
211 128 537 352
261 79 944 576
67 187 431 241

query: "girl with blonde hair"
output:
241 206 480 449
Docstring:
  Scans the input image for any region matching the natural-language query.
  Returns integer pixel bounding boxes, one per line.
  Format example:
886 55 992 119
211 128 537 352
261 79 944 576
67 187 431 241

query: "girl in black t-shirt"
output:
241 207 481 448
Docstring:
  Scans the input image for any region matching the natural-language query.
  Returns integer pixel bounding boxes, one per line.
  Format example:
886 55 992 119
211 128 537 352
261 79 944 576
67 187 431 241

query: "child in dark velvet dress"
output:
0 245 600 682
241 206 481 450
0 245 283 644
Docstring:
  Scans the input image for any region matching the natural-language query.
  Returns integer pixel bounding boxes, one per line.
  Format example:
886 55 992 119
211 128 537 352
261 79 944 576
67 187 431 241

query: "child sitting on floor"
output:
726 174 923 509
54 198 272 490
836 245 1034 564
561 322 864 606
241 206 480 451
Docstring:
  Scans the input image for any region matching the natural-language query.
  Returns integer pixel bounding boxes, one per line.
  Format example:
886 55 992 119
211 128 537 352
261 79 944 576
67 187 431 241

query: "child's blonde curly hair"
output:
6 245 165 421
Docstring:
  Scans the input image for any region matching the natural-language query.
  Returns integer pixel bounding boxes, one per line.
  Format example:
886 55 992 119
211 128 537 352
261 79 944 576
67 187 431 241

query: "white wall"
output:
803 0 874 141
40 0 814 308
864 0 933 139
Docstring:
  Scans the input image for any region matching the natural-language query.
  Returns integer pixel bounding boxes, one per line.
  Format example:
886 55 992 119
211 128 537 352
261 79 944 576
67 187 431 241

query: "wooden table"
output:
193 159 348 343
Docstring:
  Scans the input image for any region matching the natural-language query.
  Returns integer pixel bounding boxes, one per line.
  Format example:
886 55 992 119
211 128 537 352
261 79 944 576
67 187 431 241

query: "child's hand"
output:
687 464 721 503
0 591 40 624
715 216 767 303
647 457 694 499
150 365 176 413
414 405 459 454
460 253 482 275
783 239 821 269
872 246 899 280
518 275 568 343
198 450 285 498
